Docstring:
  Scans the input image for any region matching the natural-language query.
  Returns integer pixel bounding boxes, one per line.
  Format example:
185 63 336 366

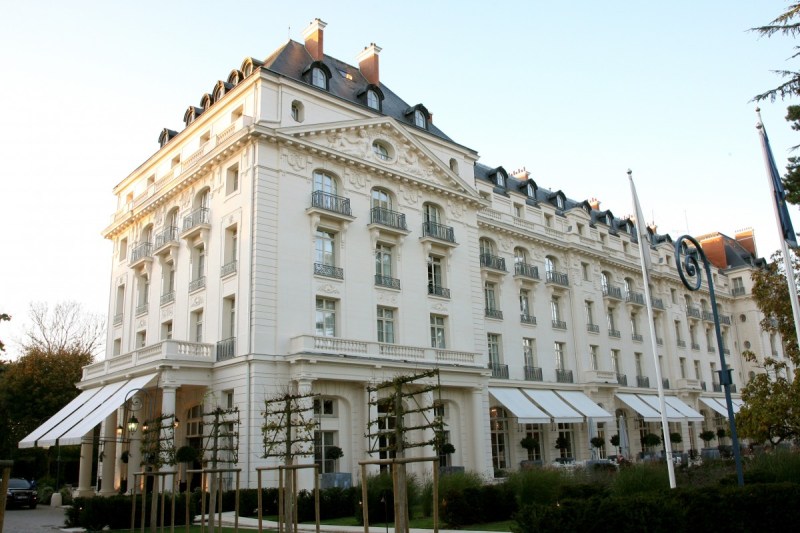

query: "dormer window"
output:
367 89 380 110
605 214 612 225
526 182 535 198
496 172 505 188
556 195 565 210
414 109 426 128
312 67 327 89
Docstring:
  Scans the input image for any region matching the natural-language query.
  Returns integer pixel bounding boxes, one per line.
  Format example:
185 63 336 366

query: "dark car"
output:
6 478 38 509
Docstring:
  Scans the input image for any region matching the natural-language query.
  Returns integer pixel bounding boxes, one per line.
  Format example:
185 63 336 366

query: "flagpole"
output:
629 170 677 488
756 109 800 353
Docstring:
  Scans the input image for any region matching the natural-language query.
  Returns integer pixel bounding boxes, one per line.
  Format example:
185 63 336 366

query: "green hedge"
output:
513 483 800 533
66 494 196 530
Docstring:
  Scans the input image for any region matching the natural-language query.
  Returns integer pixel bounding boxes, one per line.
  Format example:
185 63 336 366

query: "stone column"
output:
160 385 178 491
75 430 95 497
127 394 143 494
99 412 118 496
471 387 492 478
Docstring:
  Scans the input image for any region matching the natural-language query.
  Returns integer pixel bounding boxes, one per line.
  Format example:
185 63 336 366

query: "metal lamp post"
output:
675 235 744 486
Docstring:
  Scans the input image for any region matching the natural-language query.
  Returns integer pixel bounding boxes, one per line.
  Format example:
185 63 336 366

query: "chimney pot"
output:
302 18 327 61
589 198 601 210
357 43 382 85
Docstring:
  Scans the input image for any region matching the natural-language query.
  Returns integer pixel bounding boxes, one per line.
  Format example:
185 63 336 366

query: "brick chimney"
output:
302 18 327 61
735 228 757 257
512 168 530 180
588 198 601 210
357 43 381 85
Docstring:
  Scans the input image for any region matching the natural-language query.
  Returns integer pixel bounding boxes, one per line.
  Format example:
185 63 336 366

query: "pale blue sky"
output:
1 1 798 356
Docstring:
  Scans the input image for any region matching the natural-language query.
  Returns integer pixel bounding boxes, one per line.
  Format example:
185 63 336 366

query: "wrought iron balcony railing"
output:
719 314 731 325
662 378 670 389
375 274 400 289
632 333 643 342
608 329 621 338
370 207 407 231
616 373 628 386
702 311 715 322
731 286 746 296
656 337 663 345
485 308 504 320
556 369 574 383
603 285 622 299
552 320 567 330
691 342 700 350
155 226 179 249
130 242 153 264
652 297 665 310
520 314 537 325
135 304 148 316
160 291 175 305
189 276 206 292
686 306 701 319
221 261 237 277
677 340 686 348
182 207 210 232
525 366 543 381
489 363 509 379
311 190 352 216
216 337 236 362
480 253 507 271
514 262 540 280
428 284 451 298
314 263 344 279
713 382 722 392
545 270 570 287
113 313 123 326
626 291 645 305
422 221 455 243
587 323 600 333
636 375 650 388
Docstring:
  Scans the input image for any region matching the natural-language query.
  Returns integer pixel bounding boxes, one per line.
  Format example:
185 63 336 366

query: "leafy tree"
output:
699 430 717 447
737 352 800 445
641 433 661 451
0 312 9 352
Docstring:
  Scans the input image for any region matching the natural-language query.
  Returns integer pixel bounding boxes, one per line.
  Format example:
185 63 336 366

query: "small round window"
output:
372 141 391 162
744 340 751 350
740 314 746 323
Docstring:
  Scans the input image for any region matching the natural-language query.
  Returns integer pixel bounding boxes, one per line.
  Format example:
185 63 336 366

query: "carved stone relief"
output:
317 284 341 295
345 167 368 190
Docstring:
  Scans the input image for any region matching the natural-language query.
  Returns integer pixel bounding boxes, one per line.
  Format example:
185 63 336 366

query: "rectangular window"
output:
519 289 531 317
113 338 121 356
313 398 337 416
550 297 561 321
581 262 590 281
679 357 687 378
194 245 206 280
224 225 238 268
226 164 239 195
119 237 128 261
191 309 204 342
671 288 678 304
585 301 595 325
590 345 599 370
136 330 146 348
513 203 523 218
694 360 702 380
138 275 149 307
161 320 173 340
163 262 176 294
375 243 393 278
484 282 498 311
316 298 336 337
115 284 125 316
427 255 444 292
523 338 536 367
674 321 683 342
223 296 236 339
430 314 446 349
635 352 644 377
315 229 336 266
611 349 620 373
554 342 566 370
487 334 502 367
377 306 395 344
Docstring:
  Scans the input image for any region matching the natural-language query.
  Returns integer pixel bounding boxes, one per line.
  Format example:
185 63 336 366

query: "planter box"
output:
701 447 721 460
519 460 543 470
320 472 352 489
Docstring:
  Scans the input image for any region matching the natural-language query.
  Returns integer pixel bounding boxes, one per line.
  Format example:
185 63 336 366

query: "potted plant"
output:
519 436 541 468
320 446 352 489
640 433 661 459
175 445 199 493
327 445 344 467
699 430 720 460
554 435 571 461
610 434 621 456
120 450 130 464
590 436 606 459
716 427 727 444
699 430 716 447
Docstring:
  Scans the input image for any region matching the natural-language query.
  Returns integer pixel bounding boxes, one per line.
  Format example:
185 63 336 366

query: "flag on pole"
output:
628 169 653 269
757 114 798 249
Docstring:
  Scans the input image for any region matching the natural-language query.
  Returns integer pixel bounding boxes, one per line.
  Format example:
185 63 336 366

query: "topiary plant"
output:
640 433 661 451
590 436 605 449
520 436 540 459
700 430 717 447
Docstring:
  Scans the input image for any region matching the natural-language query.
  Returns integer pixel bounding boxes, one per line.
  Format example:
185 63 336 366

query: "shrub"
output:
506 468 564 506
611 463 670 496
355 471 419 525
66 494 195 530
745 449 800 484
420 470 483 517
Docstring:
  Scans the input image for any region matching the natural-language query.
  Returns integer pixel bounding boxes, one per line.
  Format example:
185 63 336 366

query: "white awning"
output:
489 388 550 424
32 373 157 448
615 393 662 422
700 396 741 416
523 389 584 423
636 394 685 422
56 373 158 446
19 388 103 448
663 396 704 422
555 390 614 422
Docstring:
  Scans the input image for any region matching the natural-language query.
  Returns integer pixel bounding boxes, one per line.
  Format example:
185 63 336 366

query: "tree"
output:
520 436 540 460
0 312 10 352
641 433 661 452
699 430 717 448
22 301 105 357
737 352 800 445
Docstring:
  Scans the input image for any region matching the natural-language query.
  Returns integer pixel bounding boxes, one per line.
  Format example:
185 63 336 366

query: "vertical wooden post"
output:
0 461 15 533
360 464 369 533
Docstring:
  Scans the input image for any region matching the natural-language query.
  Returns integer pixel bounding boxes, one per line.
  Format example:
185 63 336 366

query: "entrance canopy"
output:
556 390 615 422
616 393 703 422
489 388 549 423
19 373 157 448
615 393 662 422
700 396 742 416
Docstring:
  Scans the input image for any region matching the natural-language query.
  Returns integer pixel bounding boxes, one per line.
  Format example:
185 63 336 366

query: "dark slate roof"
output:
260 40 453 141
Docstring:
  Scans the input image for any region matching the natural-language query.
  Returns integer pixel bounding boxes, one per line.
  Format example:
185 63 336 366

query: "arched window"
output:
195 188 210 210
313 171 337 195
495 171 505 188
312 67 327 89
556 195 565 209
601 272 610 291
291 100 304 122
372 141 390 161
514 247 528 264
414 109 426 128
141 224 153 244
479 238 495 256
423 203 441 224
545 256 556 274
624 277 633 296
371 188 391 210
367 89 380 110
449 158 459 174
166 208 179 230
526 182 535 198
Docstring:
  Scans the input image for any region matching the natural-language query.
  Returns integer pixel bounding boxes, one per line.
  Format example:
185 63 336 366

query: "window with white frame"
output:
313 170 337 195
635 352 644 377
427 255 445 294
679 357 687 378
316 298 336 337
191 309 203 342
377 306 395 344
694 360 702 380
414 109 426 128
135 330 146 348
554 342 566 370
487 333 502 367
311 67 327 89
375 243 394 282
551 297 562 322
314 430 338 473
585 300 595 326
523 338 537 367
519 289 532 318
314 397 337 417
223 225 238 274
430 314 446 348
484 281 499 312
223 295 236 340
367 89 380 110
590 345 600 370
226 164 239 195
556 423 574 458
161 320 173 341
489 407 509 471
523 424 543 461
611 349 620 374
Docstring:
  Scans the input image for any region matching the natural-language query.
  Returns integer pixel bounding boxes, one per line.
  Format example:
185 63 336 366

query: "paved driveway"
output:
2 504 69 532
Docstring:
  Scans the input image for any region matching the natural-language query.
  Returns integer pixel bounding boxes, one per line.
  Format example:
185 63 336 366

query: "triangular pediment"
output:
277 117 477 198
